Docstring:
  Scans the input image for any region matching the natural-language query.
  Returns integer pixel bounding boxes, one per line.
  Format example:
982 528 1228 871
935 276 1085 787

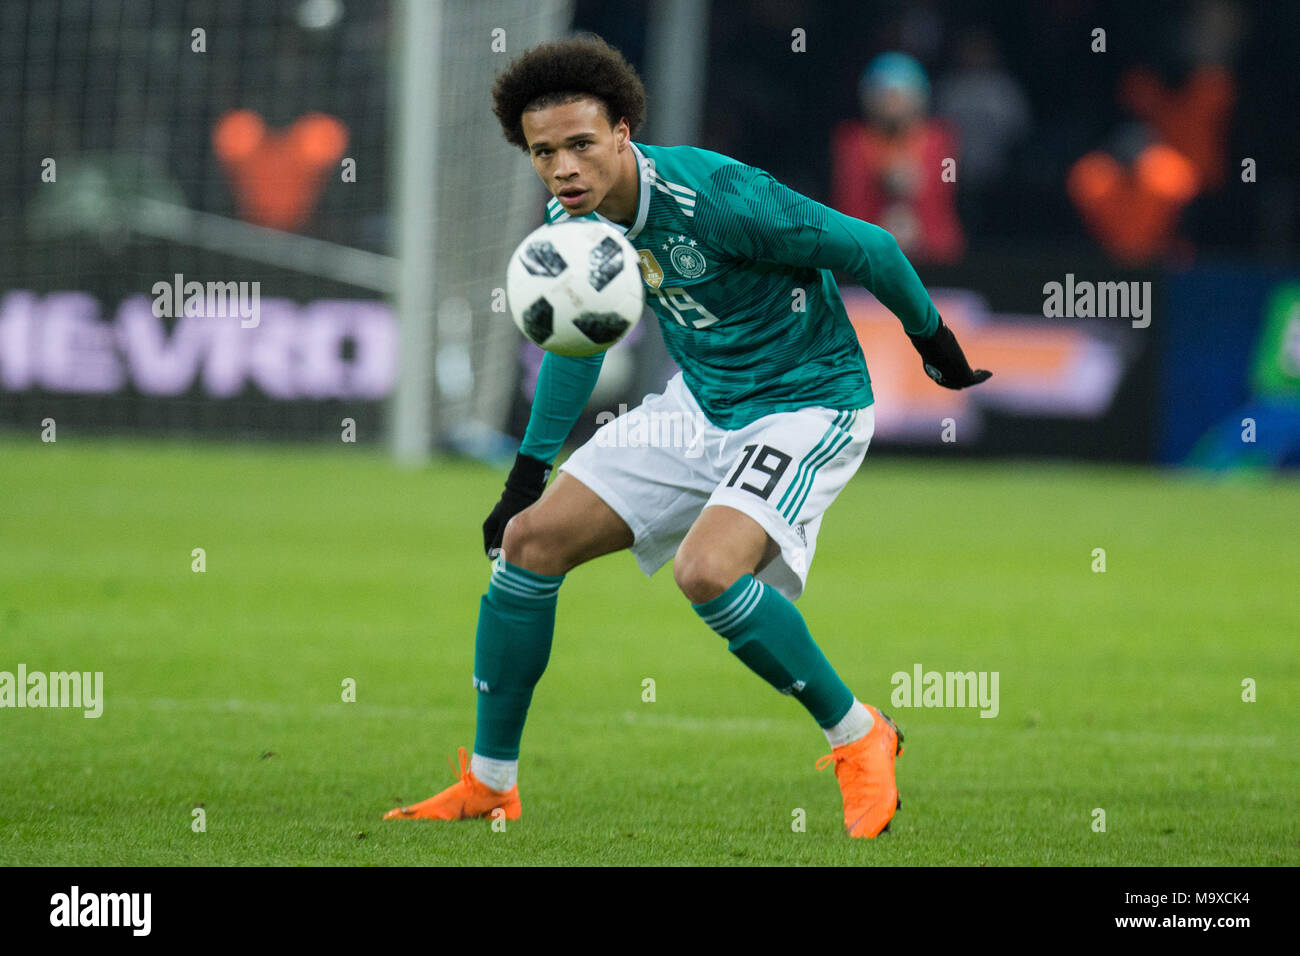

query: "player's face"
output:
522 97 630 219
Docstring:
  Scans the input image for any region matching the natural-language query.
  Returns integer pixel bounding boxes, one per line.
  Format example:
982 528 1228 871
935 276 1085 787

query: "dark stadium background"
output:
3 0 1297 467
1 0 1296 881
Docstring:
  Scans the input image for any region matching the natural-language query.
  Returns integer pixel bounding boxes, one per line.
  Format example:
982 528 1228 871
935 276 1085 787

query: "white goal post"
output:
389 0 575 465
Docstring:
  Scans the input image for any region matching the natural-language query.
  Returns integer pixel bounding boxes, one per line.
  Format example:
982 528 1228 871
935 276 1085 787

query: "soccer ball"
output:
506 220 645 357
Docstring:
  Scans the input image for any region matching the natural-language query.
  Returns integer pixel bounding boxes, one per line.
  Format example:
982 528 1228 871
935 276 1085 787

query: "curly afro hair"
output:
491 34 647 151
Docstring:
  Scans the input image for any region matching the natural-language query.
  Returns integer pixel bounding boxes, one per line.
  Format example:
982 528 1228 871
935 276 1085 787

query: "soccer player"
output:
385 35 990 837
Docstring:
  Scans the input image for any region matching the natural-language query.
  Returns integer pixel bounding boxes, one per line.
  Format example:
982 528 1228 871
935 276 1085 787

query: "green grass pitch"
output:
1 435 1297 866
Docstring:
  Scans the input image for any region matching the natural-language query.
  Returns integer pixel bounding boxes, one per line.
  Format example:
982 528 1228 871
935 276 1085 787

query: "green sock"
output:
692 574 853 727
472 558 563 760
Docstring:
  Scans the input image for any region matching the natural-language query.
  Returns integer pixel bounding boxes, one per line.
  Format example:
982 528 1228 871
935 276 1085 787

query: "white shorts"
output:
559 372 875 600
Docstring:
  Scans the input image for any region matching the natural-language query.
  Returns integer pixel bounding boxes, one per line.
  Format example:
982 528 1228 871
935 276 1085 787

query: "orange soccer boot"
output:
816 705 904 838
383 746 522 821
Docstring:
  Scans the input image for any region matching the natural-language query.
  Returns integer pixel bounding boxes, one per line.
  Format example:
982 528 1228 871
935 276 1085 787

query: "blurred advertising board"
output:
0 240 390 440
1159 265 1300 468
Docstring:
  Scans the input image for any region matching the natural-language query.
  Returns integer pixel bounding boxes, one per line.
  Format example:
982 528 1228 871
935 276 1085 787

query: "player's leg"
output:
675 404 903 837
384 473 631 821
675 504 864 740
471 473 631 775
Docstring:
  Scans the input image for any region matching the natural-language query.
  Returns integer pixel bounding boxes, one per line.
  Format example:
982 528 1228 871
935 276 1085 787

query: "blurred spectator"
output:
831 52 963 264
1067 0 1242 265
1119 0 1243 192
934 27 1031 234
1067 125 1200 266
1119 66 1235 192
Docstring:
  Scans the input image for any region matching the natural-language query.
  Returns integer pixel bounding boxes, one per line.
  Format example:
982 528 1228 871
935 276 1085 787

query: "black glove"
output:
482 453 551 559
906 318 992 390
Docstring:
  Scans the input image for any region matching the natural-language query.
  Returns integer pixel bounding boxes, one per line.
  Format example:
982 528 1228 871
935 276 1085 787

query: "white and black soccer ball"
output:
506 220 644 357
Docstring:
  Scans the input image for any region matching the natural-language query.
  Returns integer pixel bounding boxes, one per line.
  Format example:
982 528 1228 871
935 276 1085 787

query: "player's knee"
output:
673 548 741 605
501 506 572 577
501 508 553 574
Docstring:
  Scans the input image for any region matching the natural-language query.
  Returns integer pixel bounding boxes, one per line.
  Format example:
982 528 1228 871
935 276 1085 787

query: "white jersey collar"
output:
593 142 652 240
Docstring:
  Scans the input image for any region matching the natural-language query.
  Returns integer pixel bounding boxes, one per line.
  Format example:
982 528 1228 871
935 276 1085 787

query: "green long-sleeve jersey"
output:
520 141 941 463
